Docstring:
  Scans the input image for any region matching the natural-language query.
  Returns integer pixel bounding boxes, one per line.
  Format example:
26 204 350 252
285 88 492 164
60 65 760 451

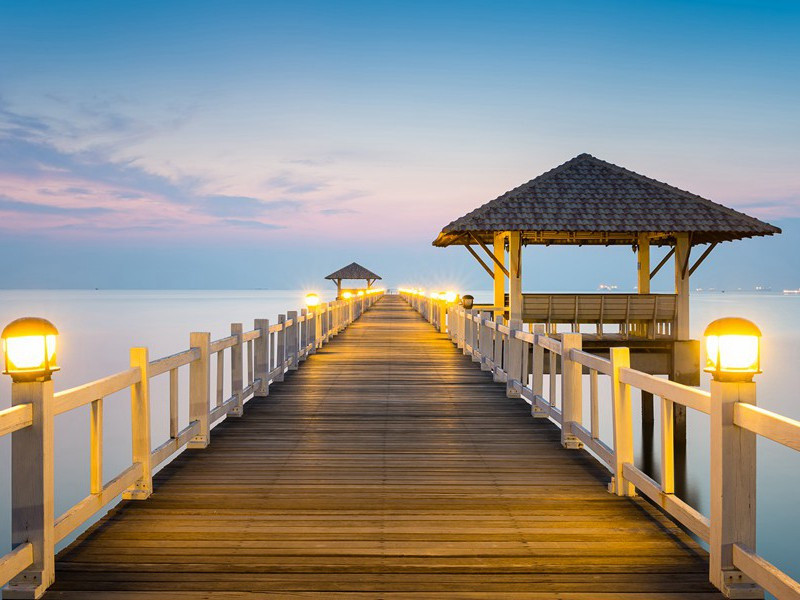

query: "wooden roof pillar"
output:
637 233 651 294
493 232 506 318
508 231 522 323
674 233 691 340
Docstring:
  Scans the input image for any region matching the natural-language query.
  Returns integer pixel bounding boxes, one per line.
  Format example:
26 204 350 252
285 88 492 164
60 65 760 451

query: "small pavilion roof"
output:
432 153 780 247
324 262 381 281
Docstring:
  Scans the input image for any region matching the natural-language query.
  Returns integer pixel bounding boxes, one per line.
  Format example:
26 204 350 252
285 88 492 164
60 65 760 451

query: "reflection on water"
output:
0 291 798 589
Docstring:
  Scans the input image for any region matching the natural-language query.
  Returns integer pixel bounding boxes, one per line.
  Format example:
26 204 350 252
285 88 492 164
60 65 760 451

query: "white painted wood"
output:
0 403 33 437
571 349 612 375
7 380 54 598
622 463 710 542
0 542 33 591
53 368 140 415
188 332 210 449
124 347 152 500
674 233 691 340
493 232 506 317
590 369 599 439
560 333 582 449
287 310 299 370
531 325 547 418
478 311 492 371
733 543 800 600
734 403 800 452
215 350 224 407
506 319 523 398
570 422 614 468
619 367 710 414
710 380 760 598
508 231 522 322
230 323 243 417
90 399 102 495
638 233 651 294
610 347 635 496
661 397 675 494
276 315 286 381
150 421 200 468
169 368 179 439
54 462 143 544
148 348 200 377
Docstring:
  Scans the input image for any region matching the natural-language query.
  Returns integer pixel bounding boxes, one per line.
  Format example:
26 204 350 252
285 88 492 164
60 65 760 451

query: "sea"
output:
0 289 797 593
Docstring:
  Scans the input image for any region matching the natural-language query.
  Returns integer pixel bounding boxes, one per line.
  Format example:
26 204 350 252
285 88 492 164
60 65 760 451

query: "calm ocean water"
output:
0 290 797 588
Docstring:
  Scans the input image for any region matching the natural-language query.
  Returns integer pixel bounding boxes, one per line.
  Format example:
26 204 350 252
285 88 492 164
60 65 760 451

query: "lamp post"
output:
1 317 59 597
705 317 763 599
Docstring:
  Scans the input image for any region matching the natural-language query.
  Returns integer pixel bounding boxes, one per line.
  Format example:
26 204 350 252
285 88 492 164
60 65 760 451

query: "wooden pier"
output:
2 293 799 598
41 296 721 598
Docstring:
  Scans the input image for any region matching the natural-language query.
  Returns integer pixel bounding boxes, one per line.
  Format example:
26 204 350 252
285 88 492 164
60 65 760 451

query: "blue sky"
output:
0 0 797 290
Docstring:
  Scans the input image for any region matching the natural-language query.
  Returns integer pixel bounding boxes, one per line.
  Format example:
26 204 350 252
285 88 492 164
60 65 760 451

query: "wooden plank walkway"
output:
43 295 722 599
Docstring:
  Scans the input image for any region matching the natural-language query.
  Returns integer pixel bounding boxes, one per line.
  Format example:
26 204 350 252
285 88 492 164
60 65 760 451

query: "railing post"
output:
230 323 244 416
6 380 54 598
287 310 298 370
300 308 308 359
709 380 760 598
309 308 318 350
124 347 153 499
188 331 210 449
479 311 492 371
470 311 481 363
254 319 269 397
463 309 472 355
531 324 547 418
506 319 523 398
276 314 286 381
560 333 583 449
492 315 504 382
610 346 635 495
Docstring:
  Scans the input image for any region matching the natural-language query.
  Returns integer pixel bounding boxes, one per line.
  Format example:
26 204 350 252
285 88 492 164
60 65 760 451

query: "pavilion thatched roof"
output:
325 262 381 281
432 153 780 247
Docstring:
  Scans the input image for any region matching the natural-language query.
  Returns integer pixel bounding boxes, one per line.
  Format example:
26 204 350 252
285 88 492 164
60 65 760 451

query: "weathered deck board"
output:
42 295 722 598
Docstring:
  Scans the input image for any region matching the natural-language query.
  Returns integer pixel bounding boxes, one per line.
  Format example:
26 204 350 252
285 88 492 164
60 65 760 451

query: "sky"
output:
0 0 798 291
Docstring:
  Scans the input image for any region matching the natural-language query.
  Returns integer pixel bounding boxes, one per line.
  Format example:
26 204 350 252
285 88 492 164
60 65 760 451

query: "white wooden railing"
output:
0 291 382 598
403 290 800 600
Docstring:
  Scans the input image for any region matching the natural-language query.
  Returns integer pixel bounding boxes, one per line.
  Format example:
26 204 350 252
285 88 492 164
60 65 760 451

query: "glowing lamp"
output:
462 295 474 309
704 317 761 382
444 291 458 303
2 317 59 382
305 293 320 308
357 291 365 297
342 291 353 300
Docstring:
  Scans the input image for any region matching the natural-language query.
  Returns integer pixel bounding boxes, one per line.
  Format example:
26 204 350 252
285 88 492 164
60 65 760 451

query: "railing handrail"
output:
402 291 800 600
0 291 383 596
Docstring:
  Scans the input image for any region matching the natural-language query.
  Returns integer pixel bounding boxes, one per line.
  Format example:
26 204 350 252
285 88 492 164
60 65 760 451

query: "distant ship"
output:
597 283 618 291
754 286 772 292
784 289 800 295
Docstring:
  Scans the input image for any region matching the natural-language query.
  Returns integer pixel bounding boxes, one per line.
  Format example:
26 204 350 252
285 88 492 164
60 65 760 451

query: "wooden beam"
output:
650 247 675 280
470 232 509 278
463 244 494 279
688 242 717 277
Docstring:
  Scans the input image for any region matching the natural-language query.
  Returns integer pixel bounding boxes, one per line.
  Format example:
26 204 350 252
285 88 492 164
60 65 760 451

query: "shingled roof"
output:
432 153 780 247
325 262 381 281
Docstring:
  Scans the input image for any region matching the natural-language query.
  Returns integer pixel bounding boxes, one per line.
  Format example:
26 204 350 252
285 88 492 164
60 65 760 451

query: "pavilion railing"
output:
0 292 382 598
403 290 800 600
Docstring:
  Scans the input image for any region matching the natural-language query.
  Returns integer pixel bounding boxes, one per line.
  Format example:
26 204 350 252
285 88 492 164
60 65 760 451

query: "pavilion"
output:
325 262 382 299
432 153 780 384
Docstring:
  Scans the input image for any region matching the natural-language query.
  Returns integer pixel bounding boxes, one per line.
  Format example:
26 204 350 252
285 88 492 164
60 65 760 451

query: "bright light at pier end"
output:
342 291 353 299
1 317 59 382
305 293 320 308
704 317 761 382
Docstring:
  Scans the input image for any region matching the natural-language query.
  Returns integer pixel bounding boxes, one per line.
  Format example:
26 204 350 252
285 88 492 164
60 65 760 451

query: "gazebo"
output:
433 153 780 384
325 262 382 299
